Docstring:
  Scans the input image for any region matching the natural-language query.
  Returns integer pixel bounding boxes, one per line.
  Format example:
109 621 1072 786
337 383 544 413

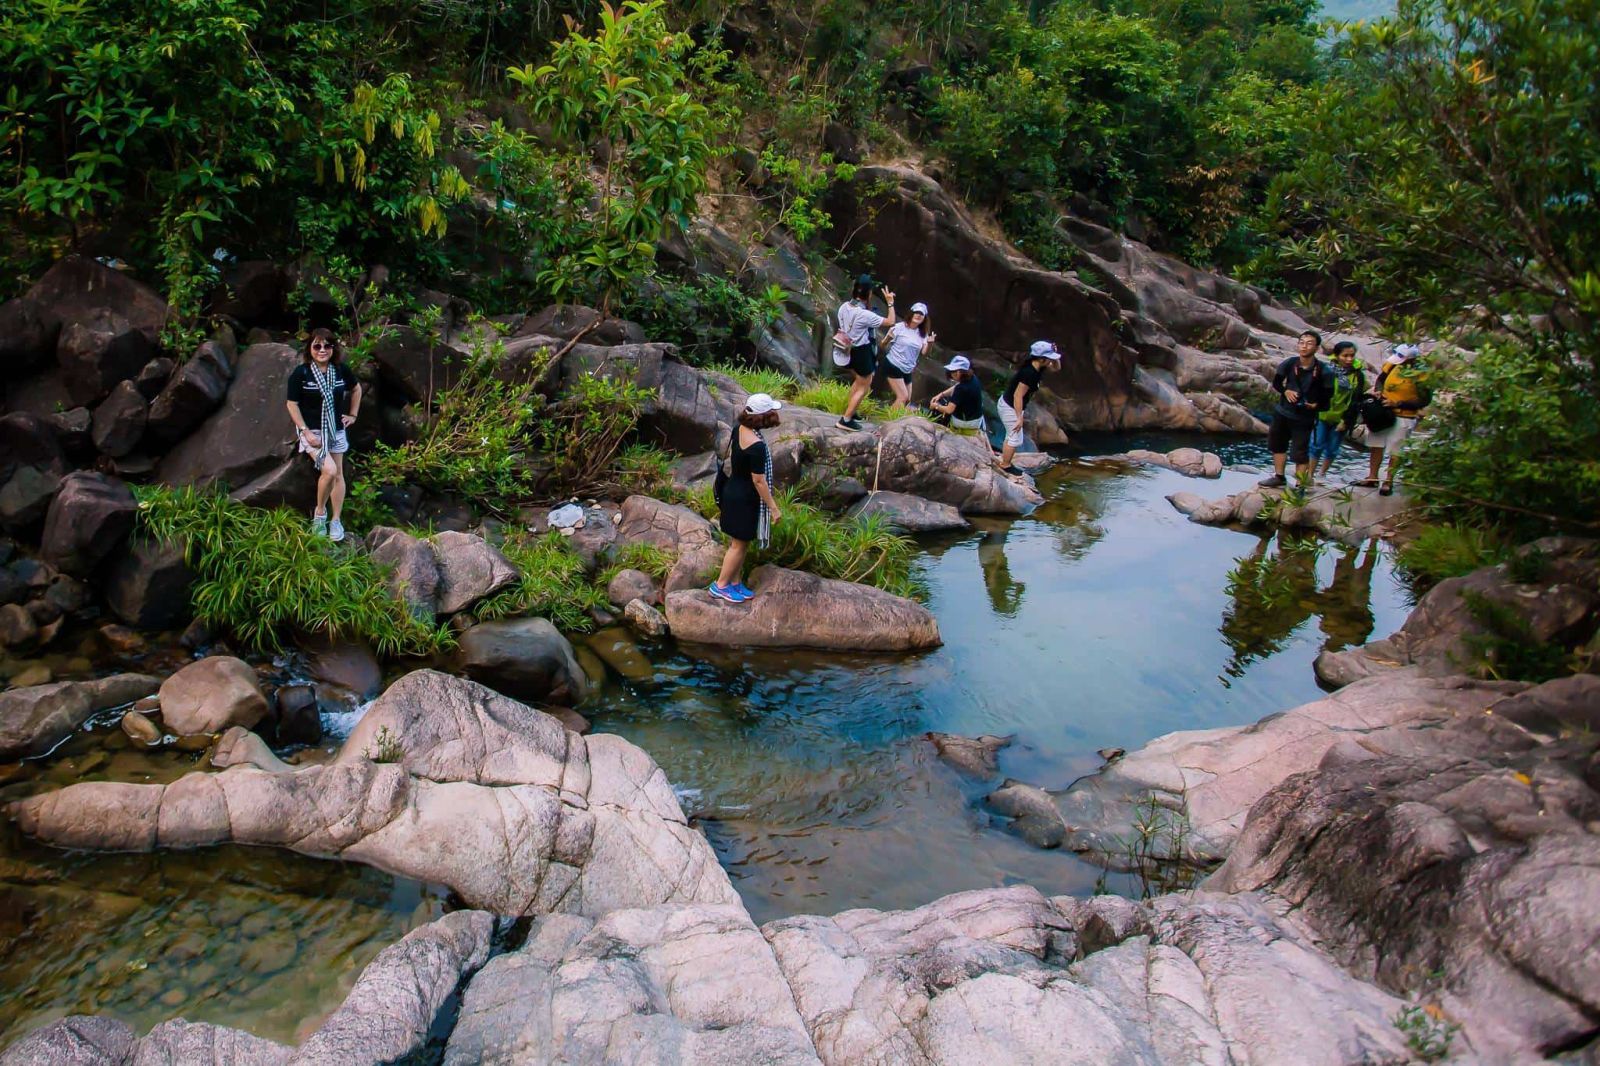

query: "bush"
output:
473 531 609 633
136 486 452 657
755 490 924 599
1396 524 1507 588
612 443 677 499
596 542 676 589
1460 591 1572 683
538 373 654 495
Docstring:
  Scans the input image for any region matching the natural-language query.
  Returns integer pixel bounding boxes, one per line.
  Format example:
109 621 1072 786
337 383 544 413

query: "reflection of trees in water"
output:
1220 533 1380 677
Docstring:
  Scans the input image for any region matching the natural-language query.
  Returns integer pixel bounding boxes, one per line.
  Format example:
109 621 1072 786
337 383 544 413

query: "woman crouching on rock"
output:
710 393 784 603
928 355 992 455
996 340 1060 475
285 327 361 542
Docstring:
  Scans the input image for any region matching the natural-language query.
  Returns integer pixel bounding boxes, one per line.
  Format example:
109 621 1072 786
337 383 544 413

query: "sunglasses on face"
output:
311 342 332 351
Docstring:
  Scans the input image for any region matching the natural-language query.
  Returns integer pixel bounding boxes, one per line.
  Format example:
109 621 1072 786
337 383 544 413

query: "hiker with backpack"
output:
1360 343 1431 496
833 275 896 430
1308 340 1366 483
1259 331 1332 489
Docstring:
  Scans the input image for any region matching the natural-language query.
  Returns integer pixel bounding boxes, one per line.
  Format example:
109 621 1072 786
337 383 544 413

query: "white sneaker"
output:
312 512 328 537
328 518 345 543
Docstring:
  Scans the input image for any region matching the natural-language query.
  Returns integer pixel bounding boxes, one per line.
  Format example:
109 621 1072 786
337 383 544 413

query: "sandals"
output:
1379 483 1394 497
1355 478 1379 488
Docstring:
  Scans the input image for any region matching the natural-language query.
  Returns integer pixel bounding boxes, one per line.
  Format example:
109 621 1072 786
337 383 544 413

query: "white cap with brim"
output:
1030 340 1060 361
744 393 783 415
944 355 971 372
909 302 929 316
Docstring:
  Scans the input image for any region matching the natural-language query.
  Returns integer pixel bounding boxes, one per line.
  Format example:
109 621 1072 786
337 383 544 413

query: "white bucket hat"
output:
744 393 783 415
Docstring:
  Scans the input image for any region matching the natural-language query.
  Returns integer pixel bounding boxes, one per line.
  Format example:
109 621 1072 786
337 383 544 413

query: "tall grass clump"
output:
473 531 609 632
1396 523 1508 588
702 362 797 400
755 490 924 599
136 486 452 657
791 379 924 422
596 542 675 588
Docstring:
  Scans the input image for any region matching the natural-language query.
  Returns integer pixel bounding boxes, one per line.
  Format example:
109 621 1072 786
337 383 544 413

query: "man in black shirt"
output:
1260 330 1332 488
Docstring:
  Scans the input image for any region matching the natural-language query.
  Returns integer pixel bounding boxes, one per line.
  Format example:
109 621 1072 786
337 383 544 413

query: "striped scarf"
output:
756 433 774 549
309 362 337 464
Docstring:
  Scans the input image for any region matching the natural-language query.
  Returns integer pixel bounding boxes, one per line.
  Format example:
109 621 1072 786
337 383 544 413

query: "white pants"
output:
1367 416 1417 453
997 400 1025 448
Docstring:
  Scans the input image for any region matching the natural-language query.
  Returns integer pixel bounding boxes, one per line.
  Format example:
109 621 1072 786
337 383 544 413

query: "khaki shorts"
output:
299 428 349 464
997 401 1024 448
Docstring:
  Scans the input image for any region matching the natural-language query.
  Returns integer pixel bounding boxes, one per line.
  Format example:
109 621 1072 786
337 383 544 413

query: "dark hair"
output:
1300 329 1323 346
904 307 929 337
947 367 971 381
1331 340 1358 355
852 278 876 302
303 327 343 364
738 409 781 429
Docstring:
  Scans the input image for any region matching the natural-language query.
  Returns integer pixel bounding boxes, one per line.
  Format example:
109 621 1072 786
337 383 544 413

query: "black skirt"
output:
719 483 761 542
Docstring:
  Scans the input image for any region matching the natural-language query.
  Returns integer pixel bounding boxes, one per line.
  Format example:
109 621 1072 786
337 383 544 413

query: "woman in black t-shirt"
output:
996 340 1060 475
711 394 785 602
285 327 362 543
928 355 993 456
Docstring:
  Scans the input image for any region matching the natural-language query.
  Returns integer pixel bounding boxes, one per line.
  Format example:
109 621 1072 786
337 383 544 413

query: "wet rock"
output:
0 673 159 760
103 536 195 630
1170 482 1410 543
42 574 89 617
296 910 495 1065
1115 447 1223 479
366 526 439 621
544 707 590 734
145 337 234 446
605 566 660 608
987 778 1069 848
430 530 518 615
24 255 168 407
39 472 136 577
615 495 722 593
0 604 37 649
273 684 322 746
9 664 51 688
303 638 383 699
847 490 970 532
622 597 668 638
98 623 145 655
927 731 1011 777
445 905 817 1066
239 930 298 975
90 379 148 457
120 710 163 746
8 670 738 916
457 618 589 703
586 626 653 682
665 565 941 652
157 655 269 735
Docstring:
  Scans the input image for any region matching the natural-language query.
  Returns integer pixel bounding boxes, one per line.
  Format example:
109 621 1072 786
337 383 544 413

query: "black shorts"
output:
848 343 876 378
882 362 913 382
1267 414 1314 463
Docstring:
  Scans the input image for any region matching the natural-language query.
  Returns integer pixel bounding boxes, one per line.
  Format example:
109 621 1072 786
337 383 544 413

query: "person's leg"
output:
888 376 911 409
1261 416 1289 484
841 372 872 421
329 452 347 522
1366 447 1384 484
997 403 1022 470
1291 423 1312 483
315 456 335 517
715 538 749 589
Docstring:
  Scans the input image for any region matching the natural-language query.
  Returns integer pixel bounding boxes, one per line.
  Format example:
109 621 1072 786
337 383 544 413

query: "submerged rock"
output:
926 731 1011 777
1114 447 1223 479
1168 482 1409 542
665 565 940 652
622 597 668 638
456 617 589 703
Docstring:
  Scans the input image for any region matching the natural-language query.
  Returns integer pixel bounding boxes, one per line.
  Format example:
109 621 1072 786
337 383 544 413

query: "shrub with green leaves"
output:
755 491 924 599
538 373 654 495
474 531 609 633
135 486 452 657
702 363 798 400
1396 524 1507 588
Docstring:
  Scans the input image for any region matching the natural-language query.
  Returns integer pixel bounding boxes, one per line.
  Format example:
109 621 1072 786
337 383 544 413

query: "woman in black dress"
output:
711 394 784 602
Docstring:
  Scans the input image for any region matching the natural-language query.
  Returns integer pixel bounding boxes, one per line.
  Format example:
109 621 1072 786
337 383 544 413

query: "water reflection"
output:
977 527 1025 616
1220 533 1382 677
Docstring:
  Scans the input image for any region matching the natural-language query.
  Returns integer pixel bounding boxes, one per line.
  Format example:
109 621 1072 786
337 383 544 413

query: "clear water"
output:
0 432 1410 1046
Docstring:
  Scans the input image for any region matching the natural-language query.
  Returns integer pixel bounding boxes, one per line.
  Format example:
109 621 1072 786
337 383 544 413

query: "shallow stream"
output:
0 433 1413 1047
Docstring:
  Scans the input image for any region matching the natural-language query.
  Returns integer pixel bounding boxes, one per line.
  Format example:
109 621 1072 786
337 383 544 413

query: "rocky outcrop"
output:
1113 447 1222 479
0 414 68 533
102 536 195 630
364 526 439 621
847 490 969 532
429 531 518 615
145 337 234 446
15 256 169 407
1168 482 1410 543
89 380 147 458
1316 536 1600 687
157 655 269 735
456 617 589 703
7 670 737 916
39 472 136 577
0 1016 288 1066
615 495 723 594
0 673 160 760
665 565 940 651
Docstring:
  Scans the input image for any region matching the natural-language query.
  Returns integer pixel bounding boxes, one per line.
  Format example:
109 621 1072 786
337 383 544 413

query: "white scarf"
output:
309 361 337 464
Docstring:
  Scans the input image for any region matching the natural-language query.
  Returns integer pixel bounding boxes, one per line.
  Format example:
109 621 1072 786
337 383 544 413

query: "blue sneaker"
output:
730 583 756 601
707 582 739 603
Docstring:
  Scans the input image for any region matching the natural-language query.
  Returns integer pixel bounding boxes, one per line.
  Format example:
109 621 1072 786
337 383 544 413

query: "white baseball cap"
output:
944 355 971 372
1393 343 1422 360
744 393 783 414
1030 340 1060 361
909 301 929 316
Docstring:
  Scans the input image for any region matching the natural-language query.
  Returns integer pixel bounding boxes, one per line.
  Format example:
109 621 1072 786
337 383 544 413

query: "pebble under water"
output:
0 433 1412 1048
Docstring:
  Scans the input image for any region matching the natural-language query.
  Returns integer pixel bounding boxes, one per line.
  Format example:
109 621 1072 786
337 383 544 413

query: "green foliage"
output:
624 273 779 360
474 531 609 633
1394 1006 1458 1063
135 486 452 657
1396 524 1506 587
507 1 732 308
1460 591 1573 682
755 490 924 599
758 149 856 242
539 372 653 494
1096 792 1204 900
612 443 677 498
365 726 405 764
702 362 798 400
596 542 676 589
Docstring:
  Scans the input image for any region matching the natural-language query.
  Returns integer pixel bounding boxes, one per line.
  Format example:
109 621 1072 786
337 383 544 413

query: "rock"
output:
145 337 234 445
90 379 147 457
987 778 1069 848
7 670 738 916
0 294 60 375
157 655 269 735
666 565 940 652
622 597 669 638
0 465 62 533
847 490 970 532
22 255 168 407
616 495 724 594
445 904 819 1066
302 637 383 699
9 664 51 688
1116 447 1223 479
46 407 95 456
926 731 1011 777
366 526 440 621
133 355 175 399
0 414 68 530
0 1014 137 1065
456 618 589 703
210 260 288 328
368 325 464 403
429 530 518 615
0 673 159 760
295 910 496 1065
0 1016 288 1066
0 604 37 649
103 536 195 630
120 710 163 746
272 683 322 747
0 568 24 607
560 505 618 569
586 627 653 681
544 707 590 734
1172 482 1411 542
97 623 145 654
517 304 646 347
38 472 136 577
605 567 660 608
155 343 300 502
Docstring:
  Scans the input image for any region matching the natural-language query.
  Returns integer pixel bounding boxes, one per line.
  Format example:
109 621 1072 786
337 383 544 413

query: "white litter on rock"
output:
548 503 584 529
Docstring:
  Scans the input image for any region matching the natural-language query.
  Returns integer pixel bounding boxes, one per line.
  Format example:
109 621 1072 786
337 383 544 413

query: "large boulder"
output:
20 256 169 407
366 526 440 620
102 536 195 630
665 565 941 651
157 655 269 735
369 325 464 404
0 673 160 760
1168 481 1411 543
847 490 970 532
155 342 300 501
0 1017 287 1066
1115 447 1222 479
0 413 67 532
144 337 234 446
0 294 60 376
89 379 148 457
516 304 647 347
7 670 738 917
616 495 724 594
456 618 590 703
429 531 518 615
39 472 136 577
